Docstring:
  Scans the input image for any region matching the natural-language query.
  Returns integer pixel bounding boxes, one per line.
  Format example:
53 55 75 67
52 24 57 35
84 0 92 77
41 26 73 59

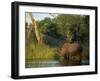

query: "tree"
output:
38 17 58 37
55 14 89 43
29 12 43 45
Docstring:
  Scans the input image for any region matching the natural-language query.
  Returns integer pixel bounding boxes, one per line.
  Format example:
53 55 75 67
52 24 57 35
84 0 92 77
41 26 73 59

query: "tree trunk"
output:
29 12 42 44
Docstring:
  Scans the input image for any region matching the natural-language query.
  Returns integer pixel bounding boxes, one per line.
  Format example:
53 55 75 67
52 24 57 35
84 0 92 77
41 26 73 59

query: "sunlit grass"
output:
25 41 58 63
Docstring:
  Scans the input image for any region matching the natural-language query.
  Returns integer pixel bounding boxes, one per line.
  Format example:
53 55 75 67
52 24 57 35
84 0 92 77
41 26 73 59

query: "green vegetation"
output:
25 13 89 67
25 42 59 62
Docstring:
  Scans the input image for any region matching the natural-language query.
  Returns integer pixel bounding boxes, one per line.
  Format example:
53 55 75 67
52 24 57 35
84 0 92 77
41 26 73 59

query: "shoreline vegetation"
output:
25 13 89 68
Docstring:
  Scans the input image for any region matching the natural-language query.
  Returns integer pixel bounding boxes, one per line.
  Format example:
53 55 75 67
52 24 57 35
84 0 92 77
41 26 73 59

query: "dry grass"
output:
25 42 58 63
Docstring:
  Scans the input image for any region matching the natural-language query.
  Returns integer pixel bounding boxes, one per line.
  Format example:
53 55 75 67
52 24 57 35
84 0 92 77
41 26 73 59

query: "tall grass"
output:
25 41 58 63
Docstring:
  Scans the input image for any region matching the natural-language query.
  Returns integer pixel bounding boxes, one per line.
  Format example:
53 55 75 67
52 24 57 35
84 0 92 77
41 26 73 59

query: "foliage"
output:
55 14 89 43
38 17 58 38
25 13 90 67
37 14 89 43
25 41 58 62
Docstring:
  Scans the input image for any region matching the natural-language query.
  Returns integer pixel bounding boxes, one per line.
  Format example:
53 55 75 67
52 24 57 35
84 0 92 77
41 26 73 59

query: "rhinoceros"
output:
59 42 83 66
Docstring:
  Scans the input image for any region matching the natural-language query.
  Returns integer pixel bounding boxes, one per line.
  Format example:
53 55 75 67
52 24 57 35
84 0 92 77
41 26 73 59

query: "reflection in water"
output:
26 60 60 68
25 60 89 68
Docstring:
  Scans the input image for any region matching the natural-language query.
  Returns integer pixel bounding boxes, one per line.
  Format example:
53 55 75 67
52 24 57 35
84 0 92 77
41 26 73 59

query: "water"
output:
26 60 60 68
82 60 89 65
26 60 89 68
